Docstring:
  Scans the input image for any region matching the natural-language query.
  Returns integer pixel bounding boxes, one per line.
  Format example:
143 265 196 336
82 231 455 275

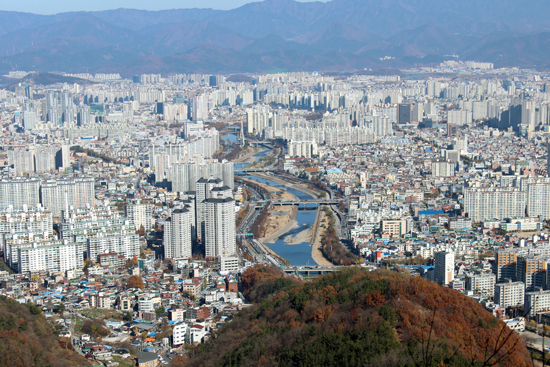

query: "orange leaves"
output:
322 285 337 303
126 275 144 289
365 290 385 307
313 306 333 323
423 294 438 309
273 291 288 302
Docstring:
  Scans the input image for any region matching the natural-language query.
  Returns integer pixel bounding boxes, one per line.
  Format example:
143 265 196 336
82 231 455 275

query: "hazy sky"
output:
1 0 328 14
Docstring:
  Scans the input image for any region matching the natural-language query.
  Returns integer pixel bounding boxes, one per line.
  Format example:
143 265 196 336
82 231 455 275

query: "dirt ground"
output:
261 206 295 240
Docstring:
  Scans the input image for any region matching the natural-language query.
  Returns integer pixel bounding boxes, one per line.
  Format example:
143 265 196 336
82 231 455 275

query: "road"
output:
523 330 550 352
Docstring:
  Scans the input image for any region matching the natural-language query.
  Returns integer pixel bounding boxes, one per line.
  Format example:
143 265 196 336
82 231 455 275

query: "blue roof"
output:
418 210 444 215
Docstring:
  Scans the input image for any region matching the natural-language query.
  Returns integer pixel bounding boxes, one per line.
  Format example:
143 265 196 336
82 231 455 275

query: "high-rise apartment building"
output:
495 281 525 308
17 240 80 274
465 273 496 297
0 179 41 210
397 103 411 124
525 178 550 219
525 290 550 317
125 200 153 231
516 255 548 291
204 196 235 258
40 178 95 216
195 178 223 241
435 251 454 285
164 207 192 259
463 187 526 222
431 161 455 177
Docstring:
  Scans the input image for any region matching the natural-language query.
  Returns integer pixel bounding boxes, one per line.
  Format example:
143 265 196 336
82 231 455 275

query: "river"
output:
241 171 317 266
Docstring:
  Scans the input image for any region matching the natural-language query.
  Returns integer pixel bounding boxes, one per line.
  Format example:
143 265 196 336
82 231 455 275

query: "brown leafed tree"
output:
126 275 144 289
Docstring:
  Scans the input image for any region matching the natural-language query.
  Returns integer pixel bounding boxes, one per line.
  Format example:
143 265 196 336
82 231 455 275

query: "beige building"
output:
381 219 407 238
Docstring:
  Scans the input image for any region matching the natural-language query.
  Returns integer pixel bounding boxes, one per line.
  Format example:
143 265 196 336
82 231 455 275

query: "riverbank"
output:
310 211 335 266
285 225 312 245
235 147 258 163
261 206 298 242
239 176 296 201
251 173 321 199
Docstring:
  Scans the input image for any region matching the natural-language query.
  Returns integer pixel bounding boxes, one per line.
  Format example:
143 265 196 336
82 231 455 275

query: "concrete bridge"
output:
272 199 340 206
235 168 276 173
282 265 345 275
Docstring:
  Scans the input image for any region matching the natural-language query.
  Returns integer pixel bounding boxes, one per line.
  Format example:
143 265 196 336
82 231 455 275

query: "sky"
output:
1 0 328 15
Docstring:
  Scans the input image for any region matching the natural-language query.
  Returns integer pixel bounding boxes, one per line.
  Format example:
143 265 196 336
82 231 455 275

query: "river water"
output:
241 170 317 266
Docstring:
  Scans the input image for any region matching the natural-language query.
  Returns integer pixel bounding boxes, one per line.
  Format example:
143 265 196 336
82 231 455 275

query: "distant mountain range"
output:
2 0 550 75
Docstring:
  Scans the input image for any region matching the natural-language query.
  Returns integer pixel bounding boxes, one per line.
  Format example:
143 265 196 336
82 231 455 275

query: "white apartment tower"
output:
125 201 153 231
495 281 525 308
0 179 41 209
195 177 223 241
204 197 236 258
464 187 526 222
435 251 454 286
40 178 95 216
164 207 192 259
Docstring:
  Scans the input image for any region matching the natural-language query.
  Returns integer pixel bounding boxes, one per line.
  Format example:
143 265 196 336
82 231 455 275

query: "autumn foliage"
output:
187 266 530 367
126 275 144 289
0 296 90 367
320 208 361 266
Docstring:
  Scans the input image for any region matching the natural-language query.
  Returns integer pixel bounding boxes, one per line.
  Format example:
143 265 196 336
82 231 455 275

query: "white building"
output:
0 179 41 209
220 254 239 272
164 208 192 259
435 251 454 286
464 187 526 222
466 273 496 297
138 297 155 312
172 323 189 347
40 178 95 216
126 201 153 231
87 230 140 261
17 241 80 274
494 281 525 308
525 179 550 219
431 161 455 177
204 197 236 258
525 290 550 317
288 140 317 158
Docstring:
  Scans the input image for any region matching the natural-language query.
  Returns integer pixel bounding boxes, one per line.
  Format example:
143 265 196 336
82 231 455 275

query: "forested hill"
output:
188 266 530 367
0 296 89 366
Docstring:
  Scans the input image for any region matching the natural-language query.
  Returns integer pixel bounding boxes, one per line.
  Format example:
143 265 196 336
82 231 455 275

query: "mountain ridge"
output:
0 0 550 74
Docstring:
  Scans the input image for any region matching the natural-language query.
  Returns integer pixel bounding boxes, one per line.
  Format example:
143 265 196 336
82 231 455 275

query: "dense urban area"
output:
3 61 550 365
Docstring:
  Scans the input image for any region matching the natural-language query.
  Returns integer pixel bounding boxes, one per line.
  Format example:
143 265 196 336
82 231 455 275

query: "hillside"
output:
1 0 550 73
187 266 530 367
0 296 90 366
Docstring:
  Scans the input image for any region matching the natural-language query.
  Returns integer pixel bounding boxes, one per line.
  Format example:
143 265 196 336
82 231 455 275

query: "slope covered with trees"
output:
0 296 90 367
188 266 530 367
